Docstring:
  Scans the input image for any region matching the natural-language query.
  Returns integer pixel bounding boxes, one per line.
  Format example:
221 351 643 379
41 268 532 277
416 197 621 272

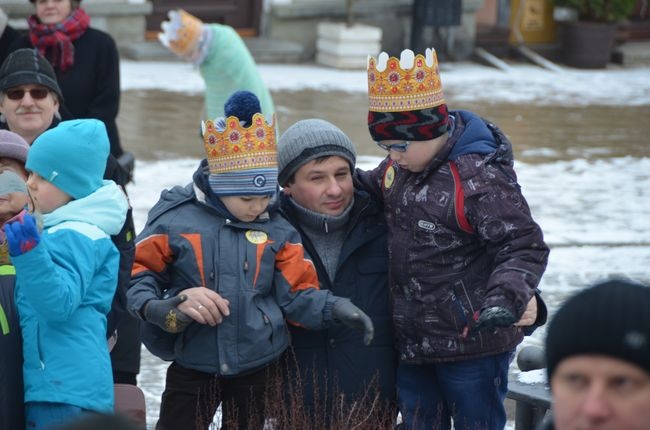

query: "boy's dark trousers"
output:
156 361 270 430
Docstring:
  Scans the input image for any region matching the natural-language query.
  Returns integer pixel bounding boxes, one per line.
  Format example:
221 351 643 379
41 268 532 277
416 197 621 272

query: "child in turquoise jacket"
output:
5 119 128 430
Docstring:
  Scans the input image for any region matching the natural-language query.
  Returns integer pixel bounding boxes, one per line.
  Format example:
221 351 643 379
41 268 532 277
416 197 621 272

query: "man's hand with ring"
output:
177 287 230 326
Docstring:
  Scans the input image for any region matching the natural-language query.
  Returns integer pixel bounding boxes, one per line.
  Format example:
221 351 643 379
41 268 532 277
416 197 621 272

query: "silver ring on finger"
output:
197 304 204 310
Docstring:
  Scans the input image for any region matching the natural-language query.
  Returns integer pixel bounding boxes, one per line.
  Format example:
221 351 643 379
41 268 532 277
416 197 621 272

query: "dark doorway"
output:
146 0 263 38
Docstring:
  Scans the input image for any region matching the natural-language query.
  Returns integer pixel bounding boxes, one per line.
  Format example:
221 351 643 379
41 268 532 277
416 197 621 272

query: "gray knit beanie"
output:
277 119 356 186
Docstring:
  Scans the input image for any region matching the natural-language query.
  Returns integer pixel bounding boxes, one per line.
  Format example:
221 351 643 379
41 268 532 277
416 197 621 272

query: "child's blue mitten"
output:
5 212 41 256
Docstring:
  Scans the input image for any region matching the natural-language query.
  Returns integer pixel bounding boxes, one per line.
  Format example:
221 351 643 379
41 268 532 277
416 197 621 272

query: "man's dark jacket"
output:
280 190 397 409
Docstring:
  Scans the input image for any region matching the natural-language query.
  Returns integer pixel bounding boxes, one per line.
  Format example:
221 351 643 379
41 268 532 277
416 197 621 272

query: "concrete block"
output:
316 51 368 69
316 22 381 69
316 38 380 57
317 22 382 42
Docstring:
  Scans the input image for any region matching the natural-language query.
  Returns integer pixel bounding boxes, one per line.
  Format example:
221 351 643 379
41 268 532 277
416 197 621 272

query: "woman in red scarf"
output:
10 0 125 160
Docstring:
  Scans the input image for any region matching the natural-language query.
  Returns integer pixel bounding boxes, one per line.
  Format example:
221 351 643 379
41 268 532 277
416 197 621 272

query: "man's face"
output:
282 156 353 216
551 355 650 430
0 85 58 142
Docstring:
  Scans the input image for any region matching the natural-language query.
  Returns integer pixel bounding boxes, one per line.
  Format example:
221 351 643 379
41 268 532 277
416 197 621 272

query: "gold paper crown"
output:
367 48 445 113
202 113 277 175
168 9 203 58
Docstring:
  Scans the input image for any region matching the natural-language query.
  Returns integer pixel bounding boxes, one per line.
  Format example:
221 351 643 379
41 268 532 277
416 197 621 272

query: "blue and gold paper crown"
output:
202 112 277 175
202 112 278 196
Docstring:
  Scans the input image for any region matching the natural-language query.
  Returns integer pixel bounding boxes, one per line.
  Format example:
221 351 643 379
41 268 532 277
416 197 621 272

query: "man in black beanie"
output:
542 279 650 430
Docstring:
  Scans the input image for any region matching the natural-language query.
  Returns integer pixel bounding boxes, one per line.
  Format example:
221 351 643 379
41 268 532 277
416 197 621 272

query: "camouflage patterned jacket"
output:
356 110 549 363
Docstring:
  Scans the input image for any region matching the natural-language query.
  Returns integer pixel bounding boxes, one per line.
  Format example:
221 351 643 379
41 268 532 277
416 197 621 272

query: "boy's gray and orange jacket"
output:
356 110 549 364
127 168 338 376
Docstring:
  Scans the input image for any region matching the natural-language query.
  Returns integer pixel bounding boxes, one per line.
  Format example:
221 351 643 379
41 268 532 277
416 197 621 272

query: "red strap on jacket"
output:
449 161 475 234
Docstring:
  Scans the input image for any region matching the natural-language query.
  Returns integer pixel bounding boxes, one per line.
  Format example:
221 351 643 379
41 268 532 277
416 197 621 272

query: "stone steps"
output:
120 38 306 64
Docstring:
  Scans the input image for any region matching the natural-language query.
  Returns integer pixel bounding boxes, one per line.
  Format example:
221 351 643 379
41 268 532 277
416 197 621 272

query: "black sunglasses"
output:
375 140 412 153
5 88 50 101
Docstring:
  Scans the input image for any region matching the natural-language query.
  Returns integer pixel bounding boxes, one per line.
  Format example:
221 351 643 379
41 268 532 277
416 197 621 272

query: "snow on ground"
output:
121 60 650 106
122 60 649 428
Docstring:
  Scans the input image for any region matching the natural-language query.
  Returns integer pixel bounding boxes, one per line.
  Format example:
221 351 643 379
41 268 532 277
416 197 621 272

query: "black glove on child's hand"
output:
144 294 193 333
332 298 374 345
475 306 516 330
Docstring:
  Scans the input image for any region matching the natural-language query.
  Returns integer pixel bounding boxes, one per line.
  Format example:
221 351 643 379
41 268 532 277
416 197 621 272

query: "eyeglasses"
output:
375 140 412 153
5 88 50 101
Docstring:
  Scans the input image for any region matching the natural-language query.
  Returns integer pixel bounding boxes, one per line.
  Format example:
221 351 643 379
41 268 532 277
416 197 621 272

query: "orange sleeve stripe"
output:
132 234 172 276
180 233 206 288
275 242 319 293
252 241 266 288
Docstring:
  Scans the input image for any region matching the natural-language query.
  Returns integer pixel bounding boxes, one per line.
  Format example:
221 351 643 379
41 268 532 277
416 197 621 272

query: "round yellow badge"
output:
383 165 395 189
245 230 268 244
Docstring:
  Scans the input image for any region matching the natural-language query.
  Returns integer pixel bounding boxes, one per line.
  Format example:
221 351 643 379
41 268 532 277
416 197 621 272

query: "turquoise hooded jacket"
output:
12 181 128 413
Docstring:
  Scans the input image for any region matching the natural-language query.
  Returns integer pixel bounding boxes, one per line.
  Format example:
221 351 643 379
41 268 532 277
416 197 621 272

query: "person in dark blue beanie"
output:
4 118 129 430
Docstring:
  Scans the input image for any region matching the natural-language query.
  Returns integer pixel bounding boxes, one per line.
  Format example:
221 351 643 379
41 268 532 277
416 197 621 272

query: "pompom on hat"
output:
0 130 30 163
202 91 277 196
545 279 650 381
367 47 448 142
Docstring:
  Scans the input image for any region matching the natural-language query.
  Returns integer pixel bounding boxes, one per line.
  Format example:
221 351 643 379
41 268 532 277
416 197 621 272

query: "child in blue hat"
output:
4 119 129 430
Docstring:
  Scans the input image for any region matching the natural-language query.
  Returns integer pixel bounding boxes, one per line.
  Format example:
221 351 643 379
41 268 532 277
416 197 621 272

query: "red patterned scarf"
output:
28 7 90 72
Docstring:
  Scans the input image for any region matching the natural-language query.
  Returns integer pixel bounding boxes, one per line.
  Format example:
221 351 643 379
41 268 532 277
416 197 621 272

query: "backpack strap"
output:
449 160 475 234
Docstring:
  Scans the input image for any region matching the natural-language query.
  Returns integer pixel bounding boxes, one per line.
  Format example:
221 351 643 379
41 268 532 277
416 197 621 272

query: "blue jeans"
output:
25 402 89 430
397 351 513 430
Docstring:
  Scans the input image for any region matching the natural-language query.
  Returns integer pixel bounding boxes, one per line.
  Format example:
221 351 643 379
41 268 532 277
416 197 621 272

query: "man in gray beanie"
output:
277 118 397 419
539 279 650 430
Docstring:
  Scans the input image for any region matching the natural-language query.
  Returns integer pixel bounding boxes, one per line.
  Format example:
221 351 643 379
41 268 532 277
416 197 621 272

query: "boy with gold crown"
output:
127 91 374 430
356 48 550 430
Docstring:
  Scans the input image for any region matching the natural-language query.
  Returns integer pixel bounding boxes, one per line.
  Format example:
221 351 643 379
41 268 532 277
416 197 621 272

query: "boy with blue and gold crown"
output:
356 48 550 430
127 91 375 430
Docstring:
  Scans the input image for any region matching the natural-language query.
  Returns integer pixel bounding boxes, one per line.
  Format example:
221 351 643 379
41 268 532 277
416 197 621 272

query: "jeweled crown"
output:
202 113 277 175
367 48 445 113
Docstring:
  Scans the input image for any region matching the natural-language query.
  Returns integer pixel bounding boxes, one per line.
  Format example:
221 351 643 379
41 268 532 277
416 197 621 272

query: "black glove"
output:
332 298 374 346
144 294 193 333
475 306 516 330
